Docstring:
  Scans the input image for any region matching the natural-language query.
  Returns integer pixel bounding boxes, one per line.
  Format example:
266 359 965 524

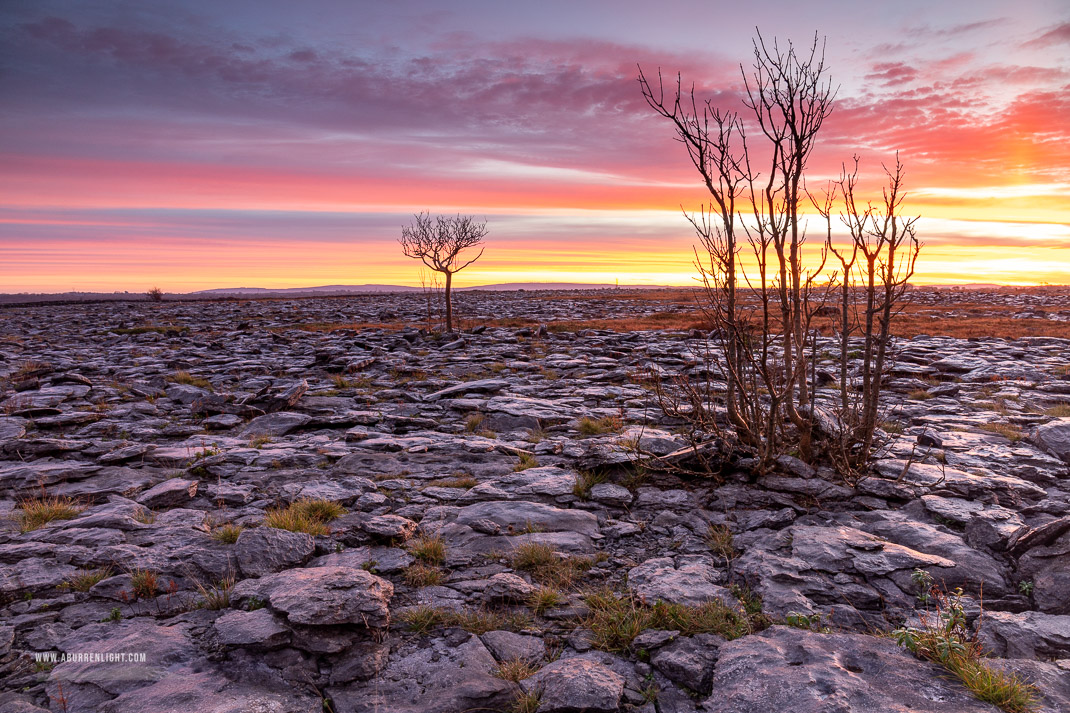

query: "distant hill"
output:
188 282 668 296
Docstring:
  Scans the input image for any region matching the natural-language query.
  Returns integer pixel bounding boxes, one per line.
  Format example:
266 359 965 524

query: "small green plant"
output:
784 610 829 632
514 452 539 472
464 413 487 433
1018 580 1034 596
912 568 935 604
61 567 112 593
14 494 83 532
408 535 446 565
893 586 1038 713
102 607 122 623
211 523 244 544
246 596 265 611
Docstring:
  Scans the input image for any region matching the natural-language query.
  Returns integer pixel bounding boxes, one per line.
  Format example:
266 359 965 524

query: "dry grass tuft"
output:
264 498 344 536
15 494 84 532
408 535 446 565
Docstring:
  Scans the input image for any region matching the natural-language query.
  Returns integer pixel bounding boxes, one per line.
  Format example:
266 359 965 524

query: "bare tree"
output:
146 286 164 302
399 212 488 333
640 31 920 480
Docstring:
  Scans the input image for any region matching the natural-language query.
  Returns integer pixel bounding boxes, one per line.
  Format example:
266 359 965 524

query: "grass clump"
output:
211 523 244 544
572 470 608 500
15 494 83 532
510 543 593 589
511 691 541 713
403 564 444 587
514 452 539 472
705 524 737 561
398 606 526 636
264 498 344 536
529 586 566 615
61 567 112 592
577 415 624 436
248 434 272 449
978 422 1024 443
425 475 478 489
1043 404 1070 417
129 568 159 599
169 370 211 389
582 590 762 653
907 389 935 401
894 579 1038 713
194 574 234 610
408 535 446 565
493 657 540 682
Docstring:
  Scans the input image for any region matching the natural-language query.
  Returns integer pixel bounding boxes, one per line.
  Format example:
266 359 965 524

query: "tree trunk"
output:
444 270 454 333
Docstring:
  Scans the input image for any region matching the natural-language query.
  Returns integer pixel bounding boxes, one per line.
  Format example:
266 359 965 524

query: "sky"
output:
1 0 1068 292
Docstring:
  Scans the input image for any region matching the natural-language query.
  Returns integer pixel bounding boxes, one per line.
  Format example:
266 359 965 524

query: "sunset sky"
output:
2 0 1068 292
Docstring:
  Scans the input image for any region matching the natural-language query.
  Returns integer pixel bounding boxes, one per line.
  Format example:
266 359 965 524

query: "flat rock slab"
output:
235 527 315 578
706 626 1001 712
240 412 312 437
523 657 624 713
232 566 393 627
136 478 198 509
213 607 292 648
97 667 321 713
328 635 515 713
627 557 736 608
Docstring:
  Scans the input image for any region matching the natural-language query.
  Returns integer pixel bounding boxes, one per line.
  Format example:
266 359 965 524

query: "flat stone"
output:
235 527 315 578
627 557 735 608
231 566 393 627
213 607 292 648
136 478 198 509
524 657 624 713
240 411 311 437
707 626 1000 712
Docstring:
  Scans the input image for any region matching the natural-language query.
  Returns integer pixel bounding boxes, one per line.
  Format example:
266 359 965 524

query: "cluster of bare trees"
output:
640 32 920 480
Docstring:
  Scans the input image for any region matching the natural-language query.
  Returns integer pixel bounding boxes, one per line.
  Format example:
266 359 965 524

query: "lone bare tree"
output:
399 212 487 333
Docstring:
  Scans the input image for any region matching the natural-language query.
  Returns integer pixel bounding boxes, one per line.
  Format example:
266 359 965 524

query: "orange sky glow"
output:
1 1 1068 292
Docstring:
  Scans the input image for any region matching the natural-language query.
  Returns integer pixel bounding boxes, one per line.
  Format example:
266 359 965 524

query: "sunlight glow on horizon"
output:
1 1 1068 292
